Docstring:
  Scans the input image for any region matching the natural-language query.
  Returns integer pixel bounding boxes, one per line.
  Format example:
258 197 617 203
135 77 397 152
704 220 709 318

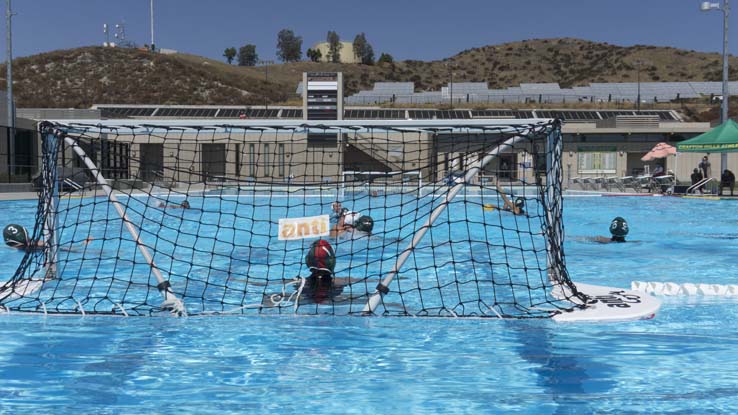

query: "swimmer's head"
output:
3 224 30 248
181 200 190 209
514 197 525 210
609 217 629 242
305 239 336 275
354 215 374 233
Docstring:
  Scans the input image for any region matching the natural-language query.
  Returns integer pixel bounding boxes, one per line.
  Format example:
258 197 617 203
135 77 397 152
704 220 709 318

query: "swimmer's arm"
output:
583 236 613 244
330 214 347 237
57 236 95 252
496 183 514 211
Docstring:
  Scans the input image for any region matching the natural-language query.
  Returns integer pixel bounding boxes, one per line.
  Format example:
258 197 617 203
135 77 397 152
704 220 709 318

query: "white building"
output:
310 41 358 64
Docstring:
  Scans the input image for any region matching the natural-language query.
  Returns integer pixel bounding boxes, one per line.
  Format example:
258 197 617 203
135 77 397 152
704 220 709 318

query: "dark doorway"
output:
498 153 517 180
201 143 226 181
139 143 164 182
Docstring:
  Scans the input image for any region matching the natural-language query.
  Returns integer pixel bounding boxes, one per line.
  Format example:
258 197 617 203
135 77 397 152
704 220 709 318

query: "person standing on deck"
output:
699 156 712 180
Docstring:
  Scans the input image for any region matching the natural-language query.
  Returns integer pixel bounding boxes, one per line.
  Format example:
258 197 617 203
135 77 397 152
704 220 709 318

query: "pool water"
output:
1 195 738 413
1 192 577 317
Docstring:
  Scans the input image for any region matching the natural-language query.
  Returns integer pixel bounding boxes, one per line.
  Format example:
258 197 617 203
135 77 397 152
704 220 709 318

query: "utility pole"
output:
258 60 274 110
636 60 642 112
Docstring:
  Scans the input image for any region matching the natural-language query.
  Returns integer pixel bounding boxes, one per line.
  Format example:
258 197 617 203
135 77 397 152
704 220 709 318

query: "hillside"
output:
1 38 736 110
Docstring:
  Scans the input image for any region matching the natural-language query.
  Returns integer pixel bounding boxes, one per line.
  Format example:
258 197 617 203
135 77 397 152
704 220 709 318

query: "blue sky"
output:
0 0 734 62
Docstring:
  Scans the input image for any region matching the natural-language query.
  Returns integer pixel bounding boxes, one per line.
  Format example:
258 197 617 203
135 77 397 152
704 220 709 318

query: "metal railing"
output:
687 177 714 194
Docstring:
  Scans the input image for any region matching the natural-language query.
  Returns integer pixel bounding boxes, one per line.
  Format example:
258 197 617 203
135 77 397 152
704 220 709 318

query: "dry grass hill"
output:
0 37 735 114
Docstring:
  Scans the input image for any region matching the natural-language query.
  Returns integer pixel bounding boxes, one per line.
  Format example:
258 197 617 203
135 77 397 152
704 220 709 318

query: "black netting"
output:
0 120 586 317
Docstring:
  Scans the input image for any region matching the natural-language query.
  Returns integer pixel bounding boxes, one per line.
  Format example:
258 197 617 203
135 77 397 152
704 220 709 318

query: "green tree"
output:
326 31 342 63
352 33 374 65
223 47 237 64
238 44 258 66
377 52 394 64
276 29 303 62
306 48 322 62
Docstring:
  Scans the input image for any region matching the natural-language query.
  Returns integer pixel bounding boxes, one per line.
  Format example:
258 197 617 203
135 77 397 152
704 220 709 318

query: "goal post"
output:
0 119 660 320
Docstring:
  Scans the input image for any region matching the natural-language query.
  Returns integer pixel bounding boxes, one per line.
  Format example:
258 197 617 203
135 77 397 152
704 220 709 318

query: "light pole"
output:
701 0 730 174
258 60 274 110
636 59 642 112
450 70 454 109
6 0 14 130
445 62 454 109
150 0 155 51
6 0 15 176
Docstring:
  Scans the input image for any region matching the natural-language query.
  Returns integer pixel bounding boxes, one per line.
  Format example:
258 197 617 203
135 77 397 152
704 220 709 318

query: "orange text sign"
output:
278 215 330 241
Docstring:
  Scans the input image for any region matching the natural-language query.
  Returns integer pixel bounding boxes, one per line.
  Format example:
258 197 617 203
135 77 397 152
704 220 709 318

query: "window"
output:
235 144 241 177
278 143 285 177
577 151 617 174
264 144 271 176
248 143 256 177
100 140 130 179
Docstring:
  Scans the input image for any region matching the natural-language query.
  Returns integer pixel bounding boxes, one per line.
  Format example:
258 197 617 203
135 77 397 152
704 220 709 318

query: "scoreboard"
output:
303 72 343 120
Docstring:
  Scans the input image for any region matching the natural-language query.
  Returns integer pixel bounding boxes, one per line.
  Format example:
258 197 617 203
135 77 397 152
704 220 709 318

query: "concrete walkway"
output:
0 192 38 201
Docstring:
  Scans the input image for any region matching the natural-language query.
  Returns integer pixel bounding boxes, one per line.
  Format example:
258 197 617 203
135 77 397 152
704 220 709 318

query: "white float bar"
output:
632 281 738 297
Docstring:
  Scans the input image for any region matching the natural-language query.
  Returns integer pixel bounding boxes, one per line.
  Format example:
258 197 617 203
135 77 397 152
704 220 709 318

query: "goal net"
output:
0 119 588 318
341 170 423 198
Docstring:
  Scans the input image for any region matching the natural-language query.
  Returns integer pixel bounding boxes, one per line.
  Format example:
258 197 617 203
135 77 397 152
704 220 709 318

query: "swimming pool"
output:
0 195 737 413
1 191 580 317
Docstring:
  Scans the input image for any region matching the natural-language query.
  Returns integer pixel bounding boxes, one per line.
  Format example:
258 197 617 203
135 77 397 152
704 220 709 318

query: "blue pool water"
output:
1 195 738 413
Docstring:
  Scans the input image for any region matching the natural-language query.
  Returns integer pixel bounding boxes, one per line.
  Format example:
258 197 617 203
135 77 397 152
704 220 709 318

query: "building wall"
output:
561 128 734 185
311 42 358 64
50 125 730 188
4 114 730 194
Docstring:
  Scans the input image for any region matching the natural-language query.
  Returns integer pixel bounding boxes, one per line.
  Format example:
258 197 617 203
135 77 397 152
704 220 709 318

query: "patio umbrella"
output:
641 142 677 161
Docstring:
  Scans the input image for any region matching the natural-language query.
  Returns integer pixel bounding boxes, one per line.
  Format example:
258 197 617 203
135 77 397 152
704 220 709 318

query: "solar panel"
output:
471 109 516 118
99 107 157 118
599 110 636 119
280 109 303 118
216 109 244 118
372 82 414 94
535 110 601 122
520 83 562 94
434 110 471 119
344 109 406 119
446 82 488 93
408 110 435 119
638 111 677 121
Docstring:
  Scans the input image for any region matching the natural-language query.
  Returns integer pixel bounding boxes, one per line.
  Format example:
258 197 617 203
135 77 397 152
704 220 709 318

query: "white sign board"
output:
278 215 330 241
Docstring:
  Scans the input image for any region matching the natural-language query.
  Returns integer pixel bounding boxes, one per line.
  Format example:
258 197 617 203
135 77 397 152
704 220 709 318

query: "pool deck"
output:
0 192 38 201
1 190 738 201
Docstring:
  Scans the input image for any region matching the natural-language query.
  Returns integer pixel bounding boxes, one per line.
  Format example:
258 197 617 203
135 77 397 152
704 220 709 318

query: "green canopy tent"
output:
676 120 738 194
676 119 738 153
